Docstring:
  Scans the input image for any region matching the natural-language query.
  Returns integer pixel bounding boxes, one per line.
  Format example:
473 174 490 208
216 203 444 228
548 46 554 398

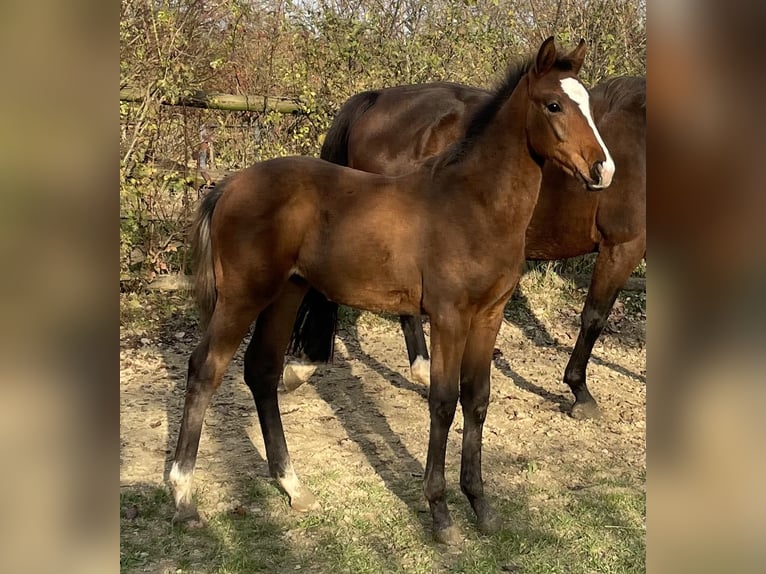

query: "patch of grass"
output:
531 254 646 280
291 474 437 574
121 464 644 574
450 475 644 574
338 305 399 332
120 484 295 574
619 290 646 321
526 255 600 281
631 260 646 278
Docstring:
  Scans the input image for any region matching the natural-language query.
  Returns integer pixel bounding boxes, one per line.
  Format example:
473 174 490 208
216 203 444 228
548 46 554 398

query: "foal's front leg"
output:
423 314 469 544
459 306 505 534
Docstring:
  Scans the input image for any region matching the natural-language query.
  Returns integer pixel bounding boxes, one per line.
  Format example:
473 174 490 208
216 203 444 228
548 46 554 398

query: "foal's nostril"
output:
590 161 603 184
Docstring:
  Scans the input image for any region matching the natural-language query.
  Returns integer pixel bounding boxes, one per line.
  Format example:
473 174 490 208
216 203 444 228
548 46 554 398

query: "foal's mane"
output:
434 52 580 168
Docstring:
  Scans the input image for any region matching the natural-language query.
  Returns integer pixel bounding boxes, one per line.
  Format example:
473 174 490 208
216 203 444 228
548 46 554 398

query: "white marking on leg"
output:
277 464 320 511
410 356 431 385
282 361 318 392
278 467 303 499
169 461 194 507
560 77 615 187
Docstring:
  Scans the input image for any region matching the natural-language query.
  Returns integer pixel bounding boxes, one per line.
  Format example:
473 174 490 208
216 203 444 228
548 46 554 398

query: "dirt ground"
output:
120 280 645 571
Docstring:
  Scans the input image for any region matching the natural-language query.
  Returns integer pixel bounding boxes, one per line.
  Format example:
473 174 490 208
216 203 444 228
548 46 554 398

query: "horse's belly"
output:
300 258 423 315
524 212 599 260
329 283 422 315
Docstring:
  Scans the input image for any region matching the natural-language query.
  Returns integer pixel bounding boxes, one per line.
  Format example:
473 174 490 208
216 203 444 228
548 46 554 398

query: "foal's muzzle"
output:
586 160 615 190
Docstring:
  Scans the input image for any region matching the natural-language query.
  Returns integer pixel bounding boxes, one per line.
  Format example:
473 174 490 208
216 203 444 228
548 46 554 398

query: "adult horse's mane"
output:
435 53 579 169
592 75 646 116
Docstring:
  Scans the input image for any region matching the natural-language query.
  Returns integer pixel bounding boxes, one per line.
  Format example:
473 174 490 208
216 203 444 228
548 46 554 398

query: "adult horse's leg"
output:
423 311 469 544
243 281 320 512
282 288 338 391
170 298 260 525
564 235 646 419
399 315 430 385
459 304 505 534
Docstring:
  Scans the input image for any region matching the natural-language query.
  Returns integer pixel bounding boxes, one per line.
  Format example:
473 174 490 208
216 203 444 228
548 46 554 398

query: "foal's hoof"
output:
289 489 321 513
477 509 502 535
570 400 601 420
172 506 205 529
434 525 463 545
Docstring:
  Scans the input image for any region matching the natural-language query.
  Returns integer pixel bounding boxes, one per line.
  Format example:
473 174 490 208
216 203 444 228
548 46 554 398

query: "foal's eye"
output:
546 102 562 113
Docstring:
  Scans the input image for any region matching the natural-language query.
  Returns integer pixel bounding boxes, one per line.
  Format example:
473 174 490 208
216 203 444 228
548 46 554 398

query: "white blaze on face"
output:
560 77 615 187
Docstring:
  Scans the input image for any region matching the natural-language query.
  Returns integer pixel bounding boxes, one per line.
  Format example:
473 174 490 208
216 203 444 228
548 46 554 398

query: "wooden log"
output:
120 88 304 114
146 275 193 291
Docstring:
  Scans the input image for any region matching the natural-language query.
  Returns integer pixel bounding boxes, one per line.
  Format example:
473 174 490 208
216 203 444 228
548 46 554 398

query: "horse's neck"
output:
441 78 543 223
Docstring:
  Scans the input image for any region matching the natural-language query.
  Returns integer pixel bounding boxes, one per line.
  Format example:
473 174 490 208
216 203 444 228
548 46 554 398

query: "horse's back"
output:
347 83 490 174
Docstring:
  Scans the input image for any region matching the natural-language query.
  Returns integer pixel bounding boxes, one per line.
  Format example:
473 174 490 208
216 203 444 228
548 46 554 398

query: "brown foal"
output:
170 37 613 543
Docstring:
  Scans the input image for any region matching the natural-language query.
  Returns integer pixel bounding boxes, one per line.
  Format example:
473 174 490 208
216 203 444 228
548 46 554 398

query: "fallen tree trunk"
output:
146 275 194 291
120 88 304 114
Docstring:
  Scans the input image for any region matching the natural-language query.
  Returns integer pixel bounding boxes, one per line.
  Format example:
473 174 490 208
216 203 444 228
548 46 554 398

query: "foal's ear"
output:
566 39 587 74
535 36 558 76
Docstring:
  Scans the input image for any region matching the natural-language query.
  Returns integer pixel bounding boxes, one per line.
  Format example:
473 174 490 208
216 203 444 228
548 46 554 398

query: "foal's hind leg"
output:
244 282 319 512
459 305 505 535
399 315 430 385
565 236 646 419
171 299 260 525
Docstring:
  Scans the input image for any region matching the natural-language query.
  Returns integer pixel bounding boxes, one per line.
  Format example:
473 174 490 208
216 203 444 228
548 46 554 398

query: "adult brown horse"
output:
287 74 645 419
170 38 614 543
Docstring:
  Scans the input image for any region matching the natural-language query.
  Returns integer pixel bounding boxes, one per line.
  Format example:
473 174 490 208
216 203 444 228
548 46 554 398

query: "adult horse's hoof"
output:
282 362 318 392
434 525 463 545
172 506 205 529
410 356 430 386
570 400 601 420
289 488 321 513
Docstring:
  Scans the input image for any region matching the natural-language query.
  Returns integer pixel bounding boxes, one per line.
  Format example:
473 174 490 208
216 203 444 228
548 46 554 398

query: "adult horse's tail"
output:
287 90 379 363
320 90 379 164
190 185 224 331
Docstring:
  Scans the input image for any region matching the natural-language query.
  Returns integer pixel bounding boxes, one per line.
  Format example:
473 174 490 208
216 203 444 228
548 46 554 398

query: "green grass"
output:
120 467 644 574
120 482 292 573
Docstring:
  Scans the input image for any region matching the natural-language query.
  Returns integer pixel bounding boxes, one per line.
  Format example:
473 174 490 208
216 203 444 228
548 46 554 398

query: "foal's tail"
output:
287 91 380 363
190 185 224 331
